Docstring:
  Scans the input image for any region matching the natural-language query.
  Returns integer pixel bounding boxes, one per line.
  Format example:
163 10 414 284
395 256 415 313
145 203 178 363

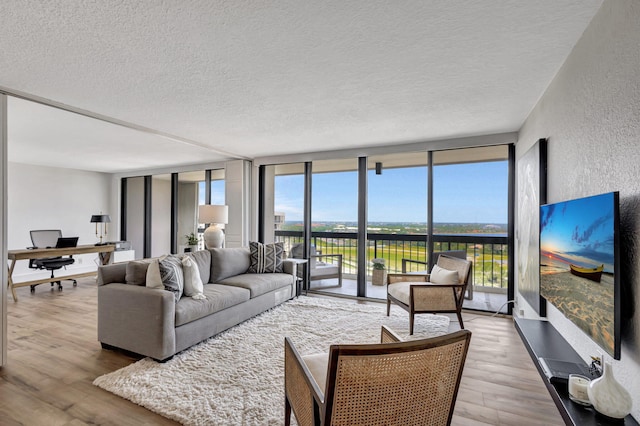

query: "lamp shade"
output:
198 205 228 224
90 214 111 223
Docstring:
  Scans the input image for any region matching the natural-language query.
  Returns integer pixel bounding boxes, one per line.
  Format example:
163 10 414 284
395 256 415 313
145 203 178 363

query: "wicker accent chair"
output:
284 326 472 426
387 254 472 334
401 250 472 300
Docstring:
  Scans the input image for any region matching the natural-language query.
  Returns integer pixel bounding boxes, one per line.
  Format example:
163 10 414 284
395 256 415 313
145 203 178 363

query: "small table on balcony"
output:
287 258 308 297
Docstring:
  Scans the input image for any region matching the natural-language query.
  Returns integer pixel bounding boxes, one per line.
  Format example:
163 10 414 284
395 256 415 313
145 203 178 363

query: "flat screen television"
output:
539 192 620 359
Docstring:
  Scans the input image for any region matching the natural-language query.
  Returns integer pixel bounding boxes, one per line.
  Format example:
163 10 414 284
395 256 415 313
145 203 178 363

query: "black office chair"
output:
29 230 77 292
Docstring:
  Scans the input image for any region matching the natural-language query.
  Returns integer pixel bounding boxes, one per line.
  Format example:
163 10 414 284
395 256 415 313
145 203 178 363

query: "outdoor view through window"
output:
269 146 509 312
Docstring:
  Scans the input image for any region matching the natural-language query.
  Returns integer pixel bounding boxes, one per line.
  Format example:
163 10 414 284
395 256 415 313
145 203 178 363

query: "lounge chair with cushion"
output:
387 254 472 334
290 243 343 289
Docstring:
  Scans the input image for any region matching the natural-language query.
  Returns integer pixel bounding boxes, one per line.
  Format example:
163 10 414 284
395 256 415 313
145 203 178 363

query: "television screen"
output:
540 192 620 359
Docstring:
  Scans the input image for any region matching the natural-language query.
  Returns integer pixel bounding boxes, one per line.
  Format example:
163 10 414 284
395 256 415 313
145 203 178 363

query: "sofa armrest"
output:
282 258 297 276
98 283 176 361
97 262 127 286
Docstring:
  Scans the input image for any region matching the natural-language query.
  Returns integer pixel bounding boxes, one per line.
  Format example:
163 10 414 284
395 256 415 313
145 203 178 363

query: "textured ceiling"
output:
0 0 603 173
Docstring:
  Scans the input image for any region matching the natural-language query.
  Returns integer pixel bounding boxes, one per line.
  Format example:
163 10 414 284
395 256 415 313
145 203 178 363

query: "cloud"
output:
540 204 555 230
571 213 612 244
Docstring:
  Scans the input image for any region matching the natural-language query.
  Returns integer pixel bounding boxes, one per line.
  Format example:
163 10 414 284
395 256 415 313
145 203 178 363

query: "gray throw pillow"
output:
125 260 153 286
159 254 184 302
209 248 251 282
248 242 284 273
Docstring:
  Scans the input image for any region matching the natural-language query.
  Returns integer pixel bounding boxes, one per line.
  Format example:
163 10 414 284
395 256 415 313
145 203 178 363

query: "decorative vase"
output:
372 269 387 286
587 359 632 419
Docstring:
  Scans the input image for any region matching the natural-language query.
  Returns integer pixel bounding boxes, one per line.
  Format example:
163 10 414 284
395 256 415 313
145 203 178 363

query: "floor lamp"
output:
198 205 229 249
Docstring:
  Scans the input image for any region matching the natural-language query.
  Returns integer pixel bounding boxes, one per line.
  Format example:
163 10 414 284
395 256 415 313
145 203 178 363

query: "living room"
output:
1 1 639 424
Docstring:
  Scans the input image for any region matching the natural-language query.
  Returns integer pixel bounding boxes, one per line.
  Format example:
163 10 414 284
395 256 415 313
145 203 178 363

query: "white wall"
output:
516 0 640 420
151 176 171 257
225 160 252 247
8 162 113 279
126 177 144 259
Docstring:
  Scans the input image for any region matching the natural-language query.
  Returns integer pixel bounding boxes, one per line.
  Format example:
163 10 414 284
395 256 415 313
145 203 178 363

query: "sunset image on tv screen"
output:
540 192 617 357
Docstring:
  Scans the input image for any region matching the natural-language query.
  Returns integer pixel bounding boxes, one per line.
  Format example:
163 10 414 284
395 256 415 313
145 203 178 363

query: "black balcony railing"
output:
275 230 508 290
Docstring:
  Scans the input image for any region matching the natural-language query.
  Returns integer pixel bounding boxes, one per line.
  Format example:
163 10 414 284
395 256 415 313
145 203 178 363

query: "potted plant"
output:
371 258 387 286
184 232 199 253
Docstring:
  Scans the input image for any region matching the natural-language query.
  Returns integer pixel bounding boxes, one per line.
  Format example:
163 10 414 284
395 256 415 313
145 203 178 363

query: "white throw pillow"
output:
430 264 459 284
146 259 164 289
182 256 206 300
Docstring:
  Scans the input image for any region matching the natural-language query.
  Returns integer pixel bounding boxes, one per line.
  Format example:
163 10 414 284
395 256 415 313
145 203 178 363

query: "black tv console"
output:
514 317 637 426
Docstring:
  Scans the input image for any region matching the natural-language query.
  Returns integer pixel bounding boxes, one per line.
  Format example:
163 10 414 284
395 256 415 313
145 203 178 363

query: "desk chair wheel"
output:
30 285 36 293
72 280 77 287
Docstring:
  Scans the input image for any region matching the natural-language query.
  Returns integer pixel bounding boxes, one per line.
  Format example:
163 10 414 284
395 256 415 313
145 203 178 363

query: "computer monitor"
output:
55 237 79 248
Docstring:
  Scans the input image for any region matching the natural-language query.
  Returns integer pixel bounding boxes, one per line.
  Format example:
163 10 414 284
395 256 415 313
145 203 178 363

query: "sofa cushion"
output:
186 250 211 284
218 273 292 298
248 242 284 273
159 255 184 302
175 284 251 326
209 248 251 283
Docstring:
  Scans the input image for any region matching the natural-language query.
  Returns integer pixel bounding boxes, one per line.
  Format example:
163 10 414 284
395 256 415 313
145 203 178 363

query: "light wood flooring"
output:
0 277 563 425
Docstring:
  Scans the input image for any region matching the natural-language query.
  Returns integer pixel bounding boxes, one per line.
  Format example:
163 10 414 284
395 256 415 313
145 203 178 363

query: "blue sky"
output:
198 181 225 205
274 161 508 223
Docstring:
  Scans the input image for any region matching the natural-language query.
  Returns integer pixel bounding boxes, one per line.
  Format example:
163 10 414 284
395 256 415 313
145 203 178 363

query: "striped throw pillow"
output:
248 242 284 273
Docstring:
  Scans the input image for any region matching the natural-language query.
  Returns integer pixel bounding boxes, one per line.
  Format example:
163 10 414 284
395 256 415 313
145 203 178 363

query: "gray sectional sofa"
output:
97 247 297 361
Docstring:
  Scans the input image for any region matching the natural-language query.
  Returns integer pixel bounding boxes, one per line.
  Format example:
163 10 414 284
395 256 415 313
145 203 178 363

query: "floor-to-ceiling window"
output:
259 144 512 312
432 146 509 312
364 152 428 299
268 163 305 247
310 158 359 297
209 169 225 205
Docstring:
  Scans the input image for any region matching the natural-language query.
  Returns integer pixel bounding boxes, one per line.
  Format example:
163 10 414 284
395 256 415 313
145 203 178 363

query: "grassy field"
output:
305 241 508 289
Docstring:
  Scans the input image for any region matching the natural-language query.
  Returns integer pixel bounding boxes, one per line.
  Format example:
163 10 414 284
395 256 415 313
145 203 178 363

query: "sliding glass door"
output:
258 144 513 312
310 159 359 297
432 146 509 313
366 152 428 299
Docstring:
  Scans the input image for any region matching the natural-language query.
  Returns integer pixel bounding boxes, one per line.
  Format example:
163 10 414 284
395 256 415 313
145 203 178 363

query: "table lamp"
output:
198 205 228 249
90 214 111 245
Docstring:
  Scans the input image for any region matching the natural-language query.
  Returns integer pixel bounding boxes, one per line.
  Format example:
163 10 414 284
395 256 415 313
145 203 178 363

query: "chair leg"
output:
285 397 291 426
409 313 415 335
457 312 465 329
386 299 391 316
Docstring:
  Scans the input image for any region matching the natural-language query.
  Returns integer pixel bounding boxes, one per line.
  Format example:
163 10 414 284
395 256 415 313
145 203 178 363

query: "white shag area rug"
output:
93 296 450 425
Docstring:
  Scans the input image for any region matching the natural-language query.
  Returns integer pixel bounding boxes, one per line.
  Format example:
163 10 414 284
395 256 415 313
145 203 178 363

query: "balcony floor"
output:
307 278 509 314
